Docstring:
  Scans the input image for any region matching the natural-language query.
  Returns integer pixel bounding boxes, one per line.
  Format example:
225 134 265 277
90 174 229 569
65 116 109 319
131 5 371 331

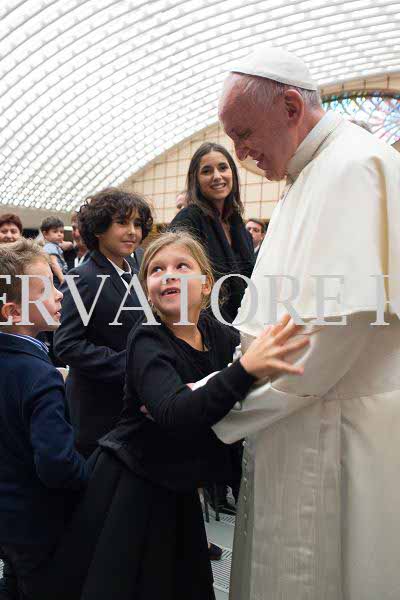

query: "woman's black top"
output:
100 313 255 492
170 204 255 322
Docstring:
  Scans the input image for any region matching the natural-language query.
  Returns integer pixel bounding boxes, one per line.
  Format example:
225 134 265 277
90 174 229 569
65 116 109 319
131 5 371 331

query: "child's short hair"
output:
0 213 23 233
77 188 153 251
139 230 215 311
0 239 49 318
40 216 64 233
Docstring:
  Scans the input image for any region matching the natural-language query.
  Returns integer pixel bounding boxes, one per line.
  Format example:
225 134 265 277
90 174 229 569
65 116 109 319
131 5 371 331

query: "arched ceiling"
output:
1 0 400 212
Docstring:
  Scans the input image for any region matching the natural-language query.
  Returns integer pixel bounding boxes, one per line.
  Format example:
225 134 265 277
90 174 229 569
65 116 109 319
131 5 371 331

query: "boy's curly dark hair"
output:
77 188 153 251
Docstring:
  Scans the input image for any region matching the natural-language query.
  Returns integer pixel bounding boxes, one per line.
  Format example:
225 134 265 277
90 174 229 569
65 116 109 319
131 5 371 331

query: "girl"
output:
47 231 309 600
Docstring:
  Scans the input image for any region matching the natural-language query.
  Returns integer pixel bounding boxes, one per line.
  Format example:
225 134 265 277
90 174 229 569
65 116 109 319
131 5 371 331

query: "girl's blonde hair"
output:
139 230 214 311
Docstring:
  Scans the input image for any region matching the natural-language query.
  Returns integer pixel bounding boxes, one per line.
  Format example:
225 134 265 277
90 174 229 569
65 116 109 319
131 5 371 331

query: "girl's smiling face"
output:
146 243 211 322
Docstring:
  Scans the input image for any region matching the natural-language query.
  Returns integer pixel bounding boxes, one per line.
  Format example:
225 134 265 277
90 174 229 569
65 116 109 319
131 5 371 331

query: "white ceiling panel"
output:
1 0 399 210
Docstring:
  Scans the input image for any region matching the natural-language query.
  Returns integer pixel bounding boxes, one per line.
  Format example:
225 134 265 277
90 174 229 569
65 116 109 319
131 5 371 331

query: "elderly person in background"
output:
212 46 400 600
0 213 23 243
245 218 266 260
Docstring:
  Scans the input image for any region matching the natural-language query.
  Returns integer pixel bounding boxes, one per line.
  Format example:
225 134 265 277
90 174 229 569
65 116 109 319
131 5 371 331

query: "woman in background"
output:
171 142 254 324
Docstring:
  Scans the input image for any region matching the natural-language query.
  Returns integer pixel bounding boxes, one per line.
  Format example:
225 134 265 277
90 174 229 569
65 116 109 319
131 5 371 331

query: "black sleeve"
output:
27 368 88 490
170 207 203 238
245 228 255 254
214 318 240 348
53 270 126 382
130 327 255 431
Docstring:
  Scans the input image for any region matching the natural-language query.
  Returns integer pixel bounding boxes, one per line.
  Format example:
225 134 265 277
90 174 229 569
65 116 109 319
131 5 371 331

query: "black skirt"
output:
39 449 215 600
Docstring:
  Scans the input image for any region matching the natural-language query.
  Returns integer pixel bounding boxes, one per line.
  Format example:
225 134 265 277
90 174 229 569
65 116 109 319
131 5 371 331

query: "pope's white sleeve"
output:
213 312 372 444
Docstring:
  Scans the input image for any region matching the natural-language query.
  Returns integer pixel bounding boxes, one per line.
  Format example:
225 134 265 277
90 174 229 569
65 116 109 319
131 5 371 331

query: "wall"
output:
0 204 71 230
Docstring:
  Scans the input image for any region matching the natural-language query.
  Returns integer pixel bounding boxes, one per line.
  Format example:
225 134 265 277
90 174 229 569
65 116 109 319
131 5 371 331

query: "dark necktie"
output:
121 272 133 293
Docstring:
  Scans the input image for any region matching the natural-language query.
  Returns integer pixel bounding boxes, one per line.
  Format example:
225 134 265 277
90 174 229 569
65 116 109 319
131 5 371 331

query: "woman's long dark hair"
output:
186 142 244 221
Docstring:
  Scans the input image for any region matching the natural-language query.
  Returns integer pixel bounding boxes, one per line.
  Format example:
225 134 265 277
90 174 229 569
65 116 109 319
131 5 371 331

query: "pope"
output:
214 46 400 600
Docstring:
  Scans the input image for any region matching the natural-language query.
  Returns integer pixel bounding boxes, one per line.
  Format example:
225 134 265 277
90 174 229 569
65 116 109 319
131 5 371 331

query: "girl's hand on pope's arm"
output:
139 316 308 418
239 313 310 380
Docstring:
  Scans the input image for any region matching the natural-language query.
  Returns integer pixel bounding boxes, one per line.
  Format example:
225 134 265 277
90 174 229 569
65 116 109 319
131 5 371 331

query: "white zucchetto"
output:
229 45 318 91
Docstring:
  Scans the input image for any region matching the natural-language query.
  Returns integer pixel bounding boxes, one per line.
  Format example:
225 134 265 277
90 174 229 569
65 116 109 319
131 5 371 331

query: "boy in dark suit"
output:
53 188 153 457
0 239 88 600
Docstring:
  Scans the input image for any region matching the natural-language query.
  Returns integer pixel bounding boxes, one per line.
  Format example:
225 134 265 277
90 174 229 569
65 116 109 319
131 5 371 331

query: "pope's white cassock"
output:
211 111 400 600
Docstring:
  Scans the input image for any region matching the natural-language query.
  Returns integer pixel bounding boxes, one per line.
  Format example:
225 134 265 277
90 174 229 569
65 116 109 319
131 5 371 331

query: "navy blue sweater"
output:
0 333 88 545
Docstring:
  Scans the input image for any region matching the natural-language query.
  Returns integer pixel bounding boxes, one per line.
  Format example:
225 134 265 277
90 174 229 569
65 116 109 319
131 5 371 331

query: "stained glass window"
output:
323 91 400 145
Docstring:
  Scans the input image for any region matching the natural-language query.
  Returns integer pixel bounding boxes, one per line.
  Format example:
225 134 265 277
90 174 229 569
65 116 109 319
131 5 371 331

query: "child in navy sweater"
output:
0 239 88 600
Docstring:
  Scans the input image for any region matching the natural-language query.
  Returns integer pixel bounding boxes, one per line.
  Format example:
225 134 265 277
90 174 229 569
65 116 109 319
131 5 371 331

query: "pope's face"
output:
219 78 298 181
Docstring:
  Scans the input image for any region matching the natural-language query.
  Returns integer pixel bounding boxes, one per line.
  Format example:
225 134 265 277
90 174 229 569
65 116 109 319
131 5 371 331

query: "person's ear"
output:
283 89 304 125
1 302 22 325
202 276 212 298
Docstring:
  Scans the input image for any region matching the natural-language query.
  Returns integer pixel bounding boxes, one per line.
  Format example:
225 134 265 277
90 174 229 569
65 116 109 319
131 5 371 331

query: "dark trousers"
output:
207 440 243 506
0 559 16 600
0 544 54 600
77 443 99 460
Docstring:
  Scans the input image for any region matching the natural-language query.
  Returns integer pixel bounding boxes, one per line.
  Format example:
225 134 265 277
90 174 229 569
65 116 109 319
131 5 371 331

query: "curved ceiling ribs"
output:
1 0 400 210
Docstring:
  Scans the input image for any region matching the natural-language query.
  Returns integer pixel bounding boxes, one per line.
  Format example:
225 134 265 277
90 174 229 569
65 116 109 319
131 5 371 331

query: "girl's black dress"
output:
43 314 255 600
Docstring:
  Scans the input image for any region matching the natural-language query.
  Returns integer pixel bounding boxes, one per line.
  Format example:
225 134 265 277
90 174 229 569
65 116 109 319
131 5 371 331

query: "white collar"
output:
287 112 343 182
74 251 89 267
106 257 132 277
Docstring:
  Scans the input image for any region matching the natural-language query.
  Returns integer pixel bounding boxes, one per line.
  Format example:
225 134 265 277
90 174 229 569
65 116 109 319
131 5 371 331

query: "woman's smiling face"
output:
197 151 233 205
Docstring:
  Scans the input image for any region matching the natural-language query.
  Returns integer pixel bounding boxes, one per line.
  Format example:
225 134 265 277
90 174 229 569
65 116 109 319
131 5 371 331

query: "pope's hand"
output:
239 313 309 380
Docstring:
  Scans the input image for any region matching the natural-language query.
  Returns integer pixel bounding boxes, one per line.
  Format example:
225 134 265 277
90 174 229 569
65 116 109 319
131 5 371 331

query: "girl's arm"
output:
132 327 254 431
134 316 308 431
